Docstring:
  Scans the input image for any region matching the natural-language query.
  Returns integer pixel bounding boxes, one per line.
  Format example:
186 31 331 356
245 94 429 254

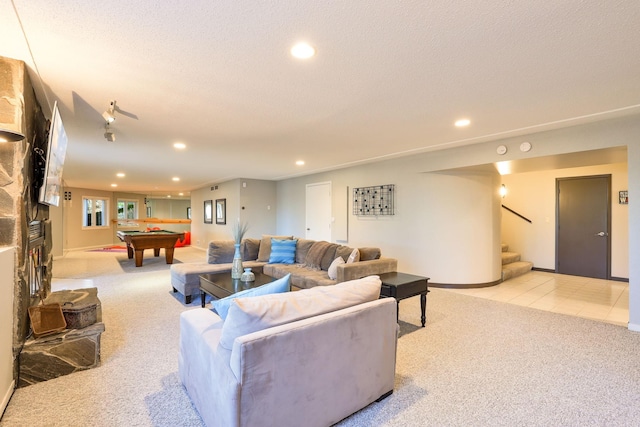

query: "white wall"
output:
277 160 504 285
501 162 628 278
0 247 15 415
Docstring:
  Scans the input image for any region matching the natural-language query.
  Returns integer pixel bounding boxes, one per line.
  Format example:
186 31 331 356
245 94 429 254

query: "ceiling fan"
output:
102 100 139 141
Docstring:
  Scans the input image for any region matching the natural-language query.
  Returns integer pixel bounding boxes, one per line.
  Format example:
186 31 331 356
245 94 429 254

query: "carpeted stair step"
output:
501 243 509 252
502 251 521 265
502 261 533 281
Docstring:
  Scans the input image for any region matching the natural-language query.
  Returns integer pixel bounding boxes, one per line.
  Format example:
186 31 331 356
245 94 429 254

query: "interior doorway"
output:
556 175 611 279
305 182 332 241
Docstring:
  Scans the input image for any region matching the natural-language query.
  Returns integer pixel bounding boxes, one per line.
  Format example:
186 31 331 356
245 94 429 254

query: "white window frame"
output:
82 196 110 229
117 199 139 228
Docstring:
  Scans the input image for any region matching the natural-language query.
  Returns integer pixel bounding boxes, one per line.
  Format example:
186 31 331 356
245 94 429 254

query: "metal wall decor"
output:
353 184 395 216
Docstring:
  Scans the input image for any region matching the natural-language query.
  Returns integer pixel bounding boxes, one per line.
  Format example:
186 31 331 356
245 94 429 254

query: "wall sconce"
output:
499 184 508 198
0 128 25 143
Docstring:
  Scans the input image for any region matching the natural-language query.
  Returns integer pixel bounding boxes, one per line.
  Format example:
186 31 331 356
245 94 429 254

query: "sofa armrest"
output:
336 257 397 282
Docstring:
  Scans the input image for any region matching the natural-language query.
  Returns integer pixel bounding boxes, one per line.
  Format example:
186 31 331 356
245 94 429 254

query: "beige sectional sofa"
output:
170 235 397 303
179 275 398 427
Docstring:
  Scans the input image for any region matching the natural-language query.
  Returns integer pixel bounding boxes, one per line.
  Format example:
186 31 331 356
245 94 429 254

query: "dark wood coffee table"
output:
379 272 430 327
199 270 274 308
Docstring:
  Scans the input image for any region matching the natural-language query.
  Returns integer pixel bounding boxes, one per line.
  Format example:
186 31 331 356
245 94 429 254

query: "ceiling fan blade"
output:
114 105 139 120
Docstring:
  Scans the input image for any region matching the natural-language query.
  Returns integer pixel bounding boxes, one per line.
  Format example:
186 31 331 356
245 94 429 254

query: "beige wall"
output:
62 188 116 250
501 162 628 278
59 189 189 251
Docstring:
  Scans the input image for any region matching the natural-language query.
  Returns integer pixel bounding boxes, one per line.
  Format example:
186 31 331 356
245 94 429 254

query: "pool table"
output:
116 230 185 267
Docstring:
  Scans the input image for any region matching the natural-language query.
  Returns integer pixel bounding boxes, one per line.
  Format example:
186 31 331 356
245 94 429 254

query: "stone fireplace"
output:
1 56 54 384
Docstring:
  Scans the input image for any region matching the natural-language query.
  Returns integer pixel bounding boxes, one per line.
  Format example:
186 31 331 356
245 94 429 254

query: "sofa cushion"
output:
212 274 291 320
359 247 381 261
327 257 344 280
219 275 382 350
241 238 260 261
295 239 316 264
320 243 340 270
335 245 354 262
304 241 332 269
207 241 235 264
347 248 360 263
268 239 297 264
257 235 293 262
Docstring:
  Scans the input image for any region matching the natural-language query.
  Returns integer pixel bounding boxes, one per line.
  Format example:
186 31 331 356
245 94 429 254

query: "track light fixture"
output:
102 100 117 124
104 123 115 142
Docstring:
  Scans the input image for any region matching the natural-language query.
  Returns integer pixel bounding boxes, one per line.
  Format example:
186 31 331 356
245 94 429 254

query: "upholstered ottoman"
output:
170 261 266 304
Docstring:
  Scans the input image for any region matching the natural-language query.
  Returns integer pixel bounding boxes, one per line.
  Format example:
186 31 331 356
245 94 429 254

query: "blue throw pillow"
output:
268 238 297 264
212 274 291 320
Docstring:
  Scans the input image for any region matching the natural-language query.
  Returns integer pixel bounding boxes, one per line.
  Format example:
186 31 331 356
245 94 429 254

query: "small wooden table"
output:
379 272 430 327
199 270 274 308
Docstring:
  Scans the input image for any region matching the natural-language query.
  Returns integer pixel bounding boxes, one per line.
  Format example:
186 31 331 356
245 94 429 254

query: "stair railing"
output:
501 205 532 223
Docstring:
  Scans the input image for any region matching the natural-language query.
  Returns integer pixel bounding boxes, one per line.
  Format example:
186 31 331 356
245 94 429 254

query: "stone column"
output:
0 55 52 380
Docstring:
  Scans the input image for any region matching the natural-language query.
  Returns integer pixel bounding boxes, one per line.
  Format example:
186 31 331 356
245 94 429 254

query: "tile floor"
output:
445 270 629 327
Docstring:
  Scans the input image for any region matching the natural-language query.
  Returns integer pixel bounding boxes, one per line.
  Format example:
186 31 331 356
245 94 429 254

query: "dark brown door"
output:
556 175 611 279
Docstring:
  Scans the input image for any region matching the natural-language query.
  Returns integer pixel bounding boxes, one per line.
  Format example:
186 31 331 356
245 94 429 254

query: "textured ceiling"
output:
1 0 639 197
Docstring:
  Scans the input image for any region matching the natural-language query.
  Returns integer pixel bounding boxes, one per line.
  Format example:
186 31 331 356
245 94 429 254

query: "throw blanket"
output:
304 241 332 270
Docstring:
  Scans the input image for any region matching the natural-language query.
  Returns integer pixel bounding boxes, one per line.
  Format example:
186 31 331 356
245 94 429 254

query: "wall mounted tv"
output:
39 101 68 207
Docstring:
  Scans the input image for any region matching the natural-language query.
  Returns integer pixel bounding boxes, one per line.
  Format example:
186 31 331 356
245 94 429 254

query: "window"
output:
117 199 139 227
83 197 109 228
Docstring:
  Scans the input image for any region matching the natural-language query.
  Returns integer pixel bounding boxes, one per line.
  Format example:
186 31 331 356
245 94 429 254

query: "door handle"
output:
595 232 607 237
306 228 310 231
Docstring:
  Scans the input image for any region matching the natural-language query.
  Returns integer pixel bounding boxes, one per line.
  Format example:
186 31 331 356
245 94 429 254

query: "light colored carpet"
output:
3 247 640 426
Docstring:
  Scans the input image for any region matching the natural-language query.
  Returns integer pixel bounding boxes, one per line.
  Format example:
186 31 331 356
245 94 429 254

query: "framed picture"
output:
204 200 213 224
216 198 226 224
619 190 629 205
187 207 192 219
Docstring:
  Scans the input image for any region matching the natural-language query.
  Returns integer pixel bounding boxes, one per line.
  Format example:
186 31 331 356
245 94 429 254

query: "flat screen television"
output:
39 101 68 206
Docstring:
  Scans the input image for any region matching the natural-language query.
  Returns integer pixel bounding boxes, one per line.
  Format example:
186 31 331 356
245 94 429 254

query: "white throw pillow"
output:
347 248 360 264
219 275 382 350
327 256 345 280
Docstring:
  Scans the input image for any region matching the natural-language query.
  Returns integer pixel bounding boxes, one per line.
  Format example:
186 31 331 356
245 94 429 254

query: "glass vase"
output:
231 243 243 279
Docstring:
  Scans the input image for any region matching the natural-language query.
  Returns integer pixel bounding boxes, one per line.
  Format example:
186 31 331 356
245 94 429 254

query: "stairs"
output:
501 244 533 281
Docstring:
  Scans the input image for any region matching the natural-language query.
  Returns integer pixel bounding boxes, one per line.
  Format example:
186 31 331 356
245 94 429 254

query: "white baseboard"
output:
628 323 640 333
1 379 15 418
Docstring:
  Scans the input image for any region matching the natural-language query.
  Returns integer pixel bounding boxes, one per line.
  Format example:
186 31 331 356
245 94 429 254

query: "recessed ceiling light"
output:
296 160 305 166
116 172 125 177
179 192 184 196
173 142 186 149
172 177 180 181
167 195 172 198
291 42 315 59
455 119 471 127
111 183 117 187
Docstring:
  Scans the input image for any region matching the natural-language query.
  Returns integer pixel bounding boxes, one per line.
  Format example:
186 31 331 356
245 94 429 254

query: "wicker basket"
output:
28 303 67 337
